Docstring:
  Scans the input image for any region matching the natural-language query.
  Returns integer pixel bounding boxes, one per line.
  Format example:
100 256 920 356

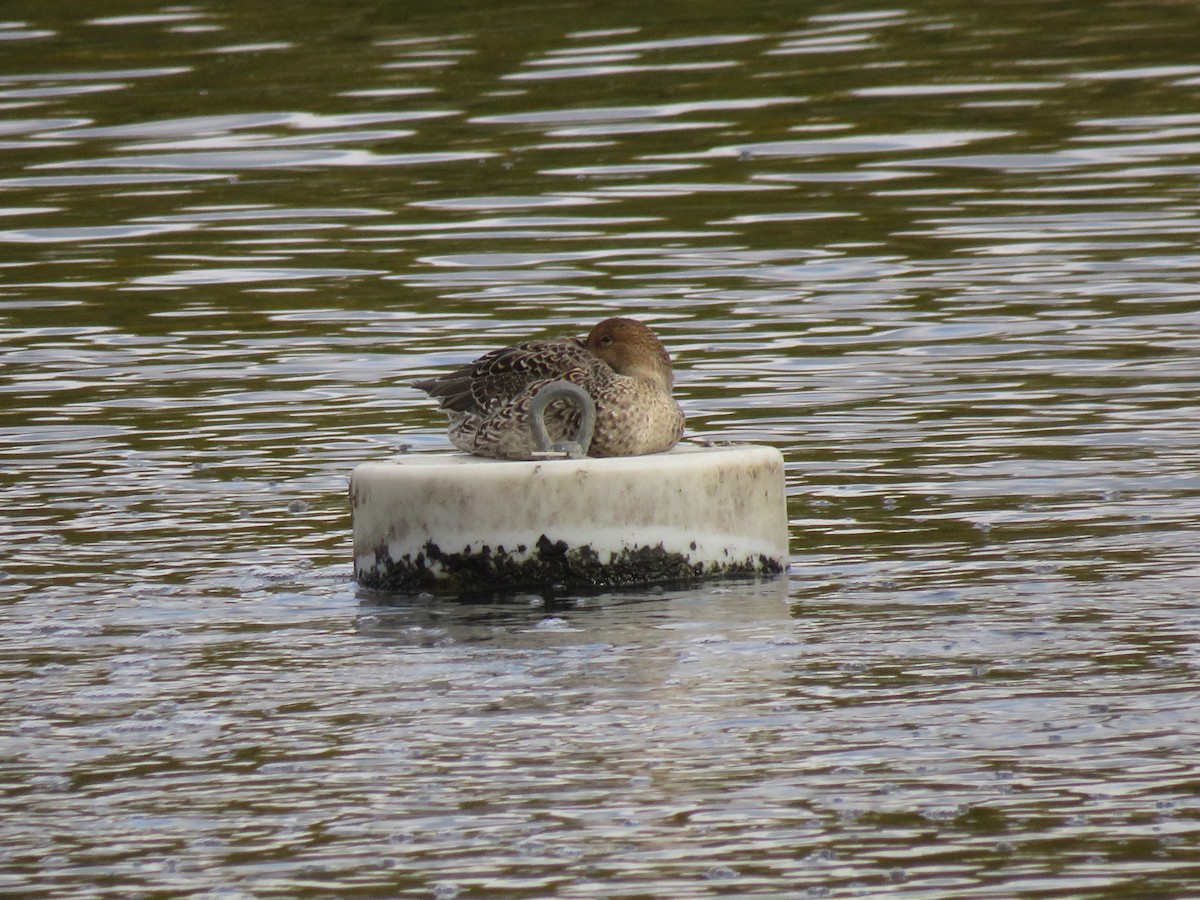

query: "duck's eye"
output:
600 335 614 345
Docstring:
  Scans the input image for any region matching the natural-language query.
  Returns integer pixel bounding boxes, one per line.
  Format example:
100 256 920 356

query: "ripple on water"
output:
2 1 1200 898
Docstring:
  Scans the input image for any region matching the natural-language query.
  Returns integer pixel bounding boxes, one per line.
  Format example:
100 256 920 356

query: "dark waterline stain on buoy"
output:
357 536 782 594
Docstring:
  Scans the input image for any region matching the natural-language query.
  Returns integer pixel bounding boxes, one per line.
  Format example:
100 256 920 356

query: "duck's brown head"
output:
585 317 675 391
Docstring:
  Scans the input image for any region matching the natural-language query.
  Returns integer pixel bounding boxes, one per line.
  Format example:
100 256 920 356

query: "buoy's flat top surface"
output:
360 442 779 470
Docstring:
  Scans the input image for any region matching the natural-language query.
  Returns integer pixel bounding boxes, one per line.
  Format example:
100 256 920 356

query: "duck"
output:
414 317 685 460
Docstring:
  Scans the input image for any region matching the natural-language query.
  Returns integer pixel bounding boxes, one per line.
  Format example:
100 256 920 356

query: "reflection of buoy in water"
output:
352 380 788 593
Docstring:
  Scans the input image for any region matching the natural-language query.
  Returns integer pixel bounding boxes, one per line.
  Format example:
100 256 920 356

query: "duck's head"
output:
585 317 675 391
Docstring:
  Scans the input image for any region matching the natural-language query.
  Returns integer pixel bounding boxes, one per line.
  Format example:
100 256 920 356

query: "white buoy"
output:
350 443 789 594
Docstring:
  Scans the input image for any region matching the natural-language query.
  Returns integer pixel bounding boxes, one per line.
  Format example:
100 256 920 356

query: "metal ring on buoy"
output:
529 380 596 458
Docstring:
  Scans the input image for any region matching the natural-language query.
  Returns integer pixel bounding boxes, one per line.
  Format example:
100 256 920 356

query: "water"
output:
3 0 1200 896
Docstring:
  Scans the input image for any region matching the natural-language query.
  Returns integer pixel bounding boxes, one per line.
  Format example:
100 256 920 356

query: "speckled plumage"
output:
414 317 685 460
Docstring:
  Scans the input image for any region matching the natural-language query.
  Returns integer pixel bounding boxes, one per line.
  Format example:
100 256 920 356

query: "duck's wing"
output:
413 337 596 415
